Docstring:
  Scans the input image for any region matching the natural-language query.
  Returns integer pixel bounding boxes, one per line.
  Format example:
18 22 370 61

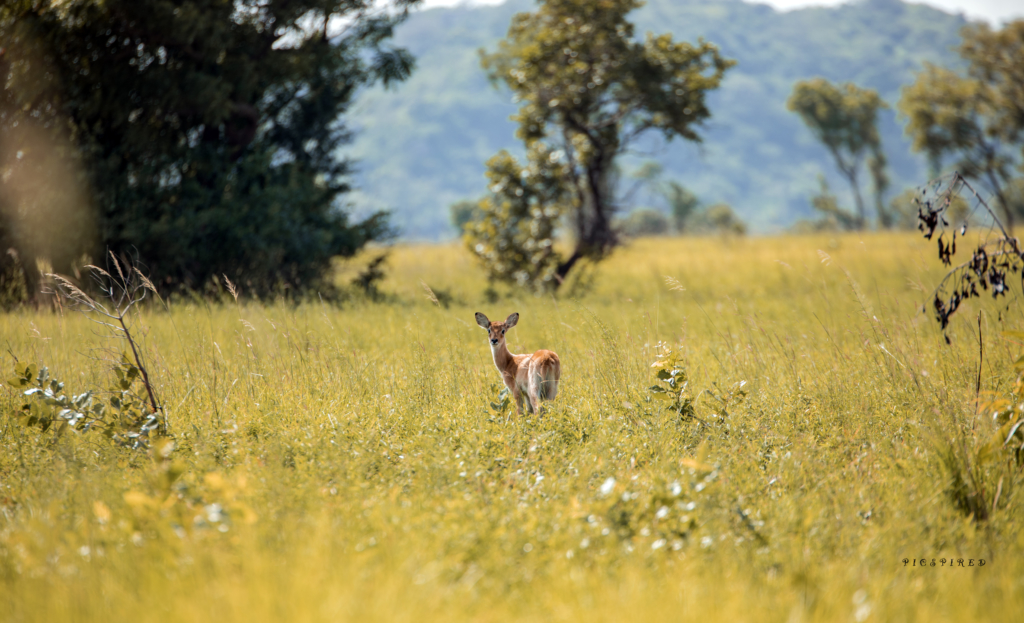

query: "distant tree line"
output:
3 0 1022 302
788 20 1024 233
900 20 1024 229
453 160 746 240
614 162 745 237
456 2 1024 295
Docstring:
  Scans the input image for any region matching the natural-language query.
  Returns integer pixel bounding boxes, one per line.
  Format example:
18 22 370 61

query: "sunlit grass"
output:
2 232 1022 622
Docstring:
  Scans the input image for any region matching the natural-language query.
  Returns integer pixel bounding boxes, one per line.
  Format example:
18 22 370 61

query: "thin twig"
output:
117 311 159 416
48 257 163 432
974 312 983 431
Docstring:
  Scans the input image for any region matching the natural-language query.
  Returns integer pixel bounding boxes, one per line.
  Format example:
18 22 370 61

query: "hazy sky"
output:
418 0 1024 25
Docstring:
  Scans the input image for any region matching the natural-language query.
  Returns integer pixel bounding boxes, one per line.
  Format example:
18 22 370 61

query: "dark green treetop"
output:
0 0 417 299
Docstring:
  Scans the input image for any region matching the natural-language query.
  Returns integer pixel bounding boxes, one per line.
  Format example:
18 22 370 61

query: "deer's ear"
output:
505 312 519 328
475 312 491 329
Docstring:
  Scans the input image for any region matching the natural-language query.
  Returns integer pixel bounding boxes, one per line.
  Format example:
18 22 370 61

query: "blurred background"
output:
349 0 1023 238
2 0 1023 301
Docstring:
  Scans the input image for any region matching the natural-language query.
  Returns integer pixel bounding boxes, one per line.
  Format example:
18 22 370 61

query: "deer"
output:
475 312 560 416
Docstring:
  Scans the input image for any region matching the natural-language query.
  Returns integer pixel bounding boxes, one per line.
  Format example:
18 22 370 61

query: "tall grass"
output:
1 232 1022 622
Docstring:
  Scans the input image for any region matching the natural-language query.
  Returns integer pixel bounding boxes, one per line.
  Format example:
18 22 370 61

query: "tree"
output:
687 203 746 236
663 181 700 234
787 79 890 229
466 0 733 292
0 0 417 300
621 162 700 234
620 209 669 237
450 199 481 235
810 175 860 231
898 20 1024 230
465 144 568 290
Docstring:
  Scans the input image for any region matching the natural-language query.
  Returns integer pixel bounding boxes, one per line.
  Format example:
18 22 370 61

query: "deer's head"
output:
475 312 518 347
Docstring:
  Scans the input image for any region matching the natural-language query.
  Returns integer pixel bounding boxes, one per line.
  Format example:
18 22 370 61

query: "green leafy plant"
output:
584 450 720 555
7 358 160 449
980 343 1024 468
649 345 697 422
120 439 257 544
352 253 390 301
705 380 748 421
597 477 703 550
19 254 168 447
450 200 483 235
490 386 512 418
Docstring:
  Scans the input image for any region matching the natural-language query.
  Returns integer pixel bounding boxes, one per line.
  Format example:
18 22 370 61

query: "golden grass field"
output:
1 232 1023 622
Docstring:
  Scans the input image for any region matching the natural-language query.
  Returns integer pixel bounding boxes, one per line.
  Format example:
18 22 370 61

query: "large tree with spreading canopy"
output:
0 0 418 300
465 0 733 292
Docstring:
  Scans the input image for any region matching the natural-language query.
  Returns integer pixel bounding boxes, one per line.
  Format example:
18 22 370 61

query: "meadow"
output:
1 233 1022 622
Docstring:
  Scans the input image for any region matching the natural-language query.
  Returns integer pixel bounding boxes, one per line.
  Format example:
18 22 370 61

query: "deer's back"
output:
529 349 560 379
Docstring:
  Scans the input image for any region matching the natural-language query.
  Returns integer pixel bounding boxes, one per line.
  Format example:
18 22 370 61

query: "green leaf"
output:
650 390 674 402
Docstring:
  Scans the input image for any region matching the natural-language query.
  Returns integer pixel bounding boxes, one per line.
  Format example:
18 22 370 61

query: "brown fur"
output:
475 312 561 415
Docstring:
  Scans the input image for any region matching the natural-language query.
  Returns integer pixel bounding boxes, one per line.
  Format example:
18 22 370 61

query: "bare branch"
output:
918 171 1024 333
47 259 164 433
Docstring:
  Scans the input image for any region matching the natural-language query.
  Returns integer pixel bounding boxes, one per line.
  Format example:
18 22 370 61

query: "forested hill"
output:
345 0 968 238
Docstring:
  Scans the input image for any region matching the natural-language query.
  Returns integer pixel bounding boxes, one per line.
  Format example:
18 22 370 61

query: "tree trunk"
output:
846 167 867 230
555 249 583 287
870 154 891 229
987 170 1015 232
875 196 894 229
18 248 45 307
580 149 618 253
554 146 619 290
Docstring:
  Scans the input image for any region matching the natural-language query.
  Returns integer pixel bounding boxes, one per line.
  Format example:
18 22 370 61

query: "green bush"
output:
0 0 414 297
688 203 747 235
620 209 671 237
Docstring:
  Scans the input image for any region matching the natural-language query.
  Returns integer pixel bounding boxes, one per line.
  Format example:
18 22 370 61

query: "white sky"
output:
418 0 1024 25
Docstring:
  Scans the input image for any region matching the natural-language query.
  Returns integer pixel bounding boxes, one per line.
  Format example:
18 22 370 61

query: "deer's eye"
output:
501 329 506 334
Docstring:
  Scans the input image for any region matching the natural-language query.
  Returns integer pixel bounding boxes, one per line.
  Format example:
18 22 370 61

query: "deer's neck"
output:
491 341 516 371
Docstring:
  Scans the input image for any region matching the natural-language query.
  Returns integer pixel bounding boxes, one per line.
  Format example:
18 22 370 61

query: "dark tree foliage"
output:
0 0 417 299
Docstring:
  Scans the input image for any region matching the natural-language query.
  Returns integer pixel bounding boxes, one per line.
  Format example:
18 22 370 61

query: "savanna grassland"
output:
1 233 1023 622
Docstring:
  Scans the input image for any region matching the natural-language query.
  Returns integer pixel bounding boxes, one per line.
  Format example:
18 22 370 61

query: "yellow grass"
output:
2 232 1022 622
